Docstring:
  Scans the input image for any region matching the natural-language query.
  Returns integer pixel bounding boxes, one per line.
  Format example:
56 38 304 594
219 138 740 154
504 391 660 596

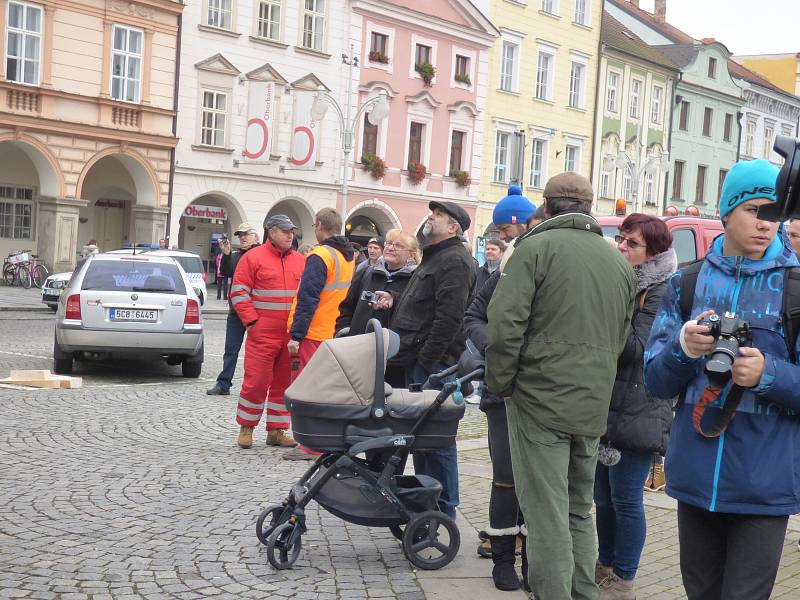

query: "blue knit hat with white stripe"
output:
493 184 536 226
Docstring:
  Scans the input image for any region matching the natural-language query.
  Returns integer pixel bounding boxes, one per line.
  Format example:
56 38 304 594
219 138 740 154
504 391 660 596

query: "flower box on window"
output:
361 153 387 179
407 160 427 184
369 50 389 64
454 73 471 86
450 169 471 188
415 62 436 86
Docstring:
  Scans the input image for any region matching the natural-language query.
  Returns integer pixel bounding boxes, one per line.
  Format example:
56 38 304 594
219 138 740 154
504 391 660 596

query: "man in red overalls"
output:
230 214 306 449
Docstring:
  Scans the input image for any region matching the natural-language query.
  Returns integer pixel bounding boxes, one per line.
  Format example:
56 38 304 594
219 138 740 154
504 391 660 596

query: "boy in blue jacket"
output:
644 159 800 600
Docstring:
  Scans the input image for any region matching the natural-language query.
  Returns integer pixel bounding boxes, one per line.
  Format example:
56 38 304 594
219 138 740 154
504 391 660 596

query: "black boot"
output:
520 535 530 592
490 535 520 591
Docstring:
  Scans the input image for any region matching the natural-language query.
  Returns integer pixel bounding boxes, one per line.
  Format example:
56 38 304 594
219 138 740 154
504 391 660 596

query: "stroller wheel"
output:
266 522 302 570
402 511 460 570
389 525 405 541
256 504 290 546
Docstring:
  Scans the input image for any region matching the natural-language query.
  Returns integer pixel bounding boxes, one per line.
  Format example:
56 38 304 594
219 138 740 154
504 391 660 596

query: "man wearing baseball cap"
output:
229 214 306 450
207 222 261 397
486 172 635 599
645 159 800 600
373 200 476 518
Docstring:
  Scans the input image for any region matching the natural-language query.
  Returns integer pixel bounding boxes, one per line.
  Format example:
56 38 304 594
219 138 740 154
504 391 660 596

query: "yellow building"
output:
474 0 603 238
734 53 800 96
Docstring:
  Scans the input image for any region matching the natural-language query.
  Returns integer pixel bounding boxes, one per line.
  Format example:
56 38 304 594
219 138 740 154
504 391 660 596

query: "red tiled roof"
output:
606 0 694 44
601 13 677 70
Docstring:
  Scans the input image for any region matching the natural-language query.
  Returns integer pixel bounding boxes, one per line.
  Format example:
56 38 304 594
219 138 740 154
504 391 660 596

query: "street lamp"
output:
309 49 391 224
603 142 670 213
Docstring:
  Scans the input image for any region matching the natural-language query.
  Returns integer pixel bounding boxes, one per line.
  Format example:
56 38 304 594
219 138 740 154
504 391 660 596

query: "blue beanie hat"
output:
493 184 536 225
719 159 779 222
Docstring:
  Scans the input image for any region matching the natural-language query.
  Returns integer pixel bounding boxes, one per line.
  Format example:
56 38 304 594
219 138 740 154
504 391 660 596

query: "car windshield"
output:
171 255 204 275
81 260 187 294
602 226 619 239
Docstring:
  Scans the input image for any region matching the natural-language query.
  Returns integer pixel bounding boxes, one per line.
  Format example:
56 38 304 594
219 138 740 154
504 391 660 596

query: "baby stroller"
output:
255 319 482 571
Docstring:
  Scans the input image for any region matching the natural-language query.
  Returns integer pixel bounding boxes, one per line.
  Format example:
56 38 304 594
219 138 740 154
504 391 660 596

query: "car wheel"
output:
182 360 202 378
53 335 73 375
49 305 57 312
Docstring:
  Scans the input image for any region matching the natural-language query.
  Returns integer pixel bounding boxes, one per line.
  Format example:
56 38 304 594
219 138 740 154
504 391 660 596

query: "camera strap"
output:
692 384 744 438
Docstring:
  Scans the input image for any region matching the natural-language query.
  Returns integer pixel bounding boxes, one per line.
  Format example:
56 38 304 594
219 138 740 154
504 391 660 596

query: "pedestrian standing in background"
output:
786 219 800 255
372 201 476 518
207 224 260 396
215 236 229 300
486 173 635 600
594 214 677 600
357 237 384 273
475 239 505 293
298 244 314 257
230 215 305 450
284 208 356 461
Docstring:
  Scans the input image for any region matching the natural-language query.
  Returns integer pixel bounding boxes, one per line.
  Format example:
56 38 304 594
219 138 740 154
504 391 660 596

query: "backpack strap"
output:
678 258 706 323
781 267 800 363
638 289 648 312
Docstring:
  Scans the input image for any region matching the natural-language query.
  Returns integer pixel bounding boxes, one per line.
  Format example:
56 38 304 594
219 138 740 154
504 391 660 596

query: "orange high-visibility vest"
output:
288 244 354 341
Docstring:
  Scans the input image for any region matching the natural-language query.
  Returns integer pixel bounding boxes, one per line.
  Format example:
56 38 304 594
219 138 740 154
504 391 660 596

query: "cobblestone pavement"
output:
458 449 800 599
0 313 427 600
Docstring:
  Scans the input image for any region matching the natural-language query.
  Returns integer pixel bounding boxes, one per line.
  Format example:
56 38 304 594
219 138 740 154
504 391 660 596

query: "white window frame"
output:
110 24 143 104
256 0 282 41
782 123 795 137
708 56 717 79
499 40 519 93
574 0 590 26
200 88 229 148
529 136 549 189
622 170 633 200
644 172 655 204
764 122 775 161
5 0 42 86
650 84 663 124
0 184 34 240
403 103 434 170
599 171 610 198
207 0 233 30
541 0 559 16
745 118 756 156
356 91 390 162
535 42 557 102
409 34 438 83
568 53 588 109
301 0 325 51
494 130 511 183
629 77 642 120
365 22 394 74
564 143 580 172
606 70 620 114
451 46 475 90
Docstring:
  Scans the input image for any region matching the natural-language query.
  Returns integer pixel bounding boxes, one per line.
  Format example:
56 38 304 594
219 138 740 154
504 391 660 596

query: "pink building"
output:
344 0 497 245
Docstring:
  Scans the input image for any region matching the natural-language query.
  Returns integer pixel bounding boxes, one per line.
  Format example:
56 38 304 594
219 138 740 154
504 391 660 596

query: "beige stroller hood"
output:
285 330 397 407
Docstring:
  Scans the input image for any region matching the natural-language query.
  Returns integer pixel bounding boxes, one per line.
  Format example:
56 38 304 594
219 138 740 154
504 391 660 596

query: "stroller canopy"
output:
286 330 398 407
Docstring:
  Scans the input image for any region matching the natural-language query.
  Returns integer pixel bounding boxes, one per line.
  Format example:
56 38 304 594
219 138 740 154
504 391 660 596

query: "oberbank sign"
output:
183 204 228 221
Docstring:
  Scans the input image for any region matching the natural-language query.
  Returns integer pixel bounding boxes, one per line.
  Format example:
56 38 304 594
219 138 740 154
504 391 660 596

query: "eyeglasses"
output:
384 240 409 251
614 234 646 250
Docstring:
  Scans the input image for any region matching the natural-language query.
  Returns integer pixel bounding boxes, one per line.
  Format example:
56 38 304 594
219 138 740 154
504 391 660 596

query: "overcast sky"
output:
634 0 799 56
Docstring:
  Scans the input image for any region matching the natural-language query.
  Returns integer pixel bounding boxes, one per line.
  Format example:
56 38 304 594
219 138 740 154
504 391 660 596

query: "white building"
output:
171 0 351 263
730 62 800 166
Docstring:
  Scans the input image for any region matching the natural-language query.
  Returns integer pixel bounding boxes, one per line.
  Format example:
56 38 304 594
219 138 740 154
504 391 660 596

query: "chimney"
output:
654 0 667 22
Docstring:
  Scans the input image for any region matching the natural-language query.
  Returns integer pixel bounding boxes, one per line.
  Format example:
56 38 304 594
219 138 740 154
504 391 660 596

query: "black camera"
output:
759 134 800 222
697 312 752 388
360 290 376 303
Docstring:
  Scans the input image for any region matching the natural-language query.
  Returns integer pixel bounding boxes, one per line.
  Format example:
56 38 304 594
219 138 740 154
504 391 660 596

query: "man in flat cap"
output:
229 215 306 450
486 173 635 600
373 200 476 518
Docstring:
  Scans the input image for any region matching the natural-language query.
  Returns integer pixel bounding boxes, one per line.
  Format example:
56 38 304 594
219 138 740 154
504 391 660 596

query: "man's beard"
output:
422 221 433 237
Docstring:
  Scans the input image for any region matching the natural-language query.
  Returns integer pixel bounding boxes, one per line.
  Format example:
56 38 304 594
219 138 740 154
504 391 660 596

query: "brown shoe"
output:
595 562 614 585
267 429 298 448
646 461 666 492
599 573 636 600
238 426 254 449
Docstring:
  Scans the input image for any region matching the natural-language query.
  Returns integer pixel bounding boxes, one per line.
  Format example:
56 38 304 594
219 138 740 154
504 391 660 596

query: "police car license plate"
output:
43 288 61 296
110 308 157 322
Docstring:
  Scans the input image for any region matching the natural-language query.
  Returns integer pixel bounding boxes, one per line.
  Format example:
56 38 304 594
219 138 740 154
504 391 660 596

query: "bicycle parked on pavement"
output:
2 250 49 289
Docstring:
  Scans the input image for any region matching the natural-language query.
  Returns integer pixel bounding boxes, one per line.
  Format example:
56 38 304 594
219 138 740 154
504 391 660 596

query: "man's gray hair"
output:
447 215 464 238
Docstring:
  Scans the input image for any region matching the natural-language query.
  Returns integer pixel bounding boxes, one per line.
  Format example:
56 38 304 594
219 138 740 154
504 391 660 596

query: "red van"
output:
595 215 724 265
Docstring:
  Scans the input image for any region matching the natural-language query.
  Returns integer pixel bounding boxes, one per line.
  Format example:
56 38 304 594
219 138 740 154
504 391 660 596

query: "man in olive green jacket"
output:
486 172 635 600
